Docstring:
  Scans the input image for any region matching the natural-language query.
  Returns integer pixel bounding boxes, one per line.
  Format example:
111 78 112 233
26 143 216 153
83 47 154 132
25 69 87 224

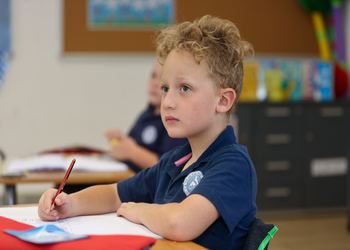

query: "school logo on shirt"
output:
141 125 157 144
183 171 203 196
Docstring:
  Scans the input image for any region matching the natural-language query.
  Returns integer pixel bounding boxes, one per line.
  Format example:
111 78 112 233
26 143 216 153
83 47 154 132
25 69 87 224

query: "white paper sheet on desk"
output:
3 154 128 174
0 206 162 239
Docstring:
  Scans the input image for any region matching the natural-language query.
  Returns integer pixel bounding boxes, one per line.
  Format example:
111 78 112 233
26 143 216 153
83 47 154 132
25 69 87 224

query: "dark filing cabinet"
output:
235 102 350 210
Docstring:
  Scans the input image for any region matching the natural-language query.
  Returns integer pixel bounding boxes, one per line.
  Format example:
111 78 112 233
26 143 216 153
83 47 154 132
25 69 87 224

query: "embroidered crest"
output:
183 171 203 196
141 125 157 144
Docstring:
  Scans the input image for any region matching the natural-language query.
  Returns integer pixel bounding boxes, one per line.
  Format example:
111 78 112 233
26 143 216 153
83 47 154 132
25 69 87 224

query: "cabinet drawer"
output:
255 136 302 159
303 105 348 156
256 180 303 210
304 176 346 208
255 105 303 134
254 157 306 181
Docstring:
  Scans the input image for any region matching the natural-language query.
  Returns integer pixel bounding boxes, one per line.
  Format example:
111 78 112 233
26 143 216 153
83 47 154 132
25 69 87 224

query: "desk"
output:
152 239 207 249
0 169 135 205
1 204 207 250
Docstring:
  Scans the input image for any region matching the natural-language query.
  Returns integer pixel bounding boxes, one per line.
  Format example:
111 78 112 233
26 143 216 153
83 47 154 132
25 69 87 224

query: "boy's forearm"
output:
69 183 121 217
130 145 159 170
127 195 219 241
135 202 202 241
135 203 183 239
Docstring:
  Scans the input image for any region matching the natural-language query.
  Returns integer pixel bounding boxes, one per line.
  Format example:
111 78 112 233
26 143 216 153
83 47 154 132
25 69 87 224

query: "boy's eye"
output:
181 86 190 92
162 86 169 93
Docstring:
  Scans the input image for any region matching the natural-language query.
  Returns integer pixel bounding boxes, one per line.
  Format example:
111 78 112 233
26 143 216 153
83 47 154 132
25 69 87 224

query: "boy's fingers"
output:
40 189 56 212
110 138 119 147
38 205 58 221
56 192 68 205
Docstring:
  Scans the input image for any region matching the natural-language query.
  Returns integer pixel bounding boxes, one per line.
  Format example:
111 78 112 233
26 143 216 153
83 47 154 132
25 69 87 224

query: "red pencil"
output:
50 159 76 211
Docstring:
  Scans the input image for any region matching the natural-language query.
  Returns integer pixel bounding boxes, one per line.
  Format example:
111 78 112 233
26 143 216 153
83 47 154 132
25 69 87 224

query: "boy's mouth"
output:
165 116 179 124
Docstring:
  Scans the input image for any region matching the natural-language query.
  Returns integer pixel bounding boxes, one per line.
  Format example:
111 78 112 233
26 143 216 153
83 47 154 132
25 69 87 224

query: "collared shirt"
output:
118 126 257 250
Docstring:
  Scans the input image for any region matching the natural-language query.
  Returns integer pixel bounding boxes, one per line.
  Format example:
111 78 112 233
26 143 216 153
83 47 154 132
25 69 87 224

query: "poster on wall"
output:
0 0 10 91
88 0 175 30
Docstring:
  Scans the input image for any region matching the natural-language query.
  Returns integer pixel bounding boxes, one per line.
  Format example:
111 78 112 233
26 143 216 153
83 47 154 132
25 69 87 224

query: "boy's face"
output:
147 61 163 108
160 50 221 140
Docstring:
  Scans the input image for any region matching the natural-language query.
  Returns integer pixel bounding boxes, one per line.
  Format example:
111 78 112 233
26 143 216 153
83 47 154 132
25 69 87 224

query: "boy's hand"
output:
105 128 137 161
109 136 138 162
116 202 148 225
38 188 72 221
104 129 123 141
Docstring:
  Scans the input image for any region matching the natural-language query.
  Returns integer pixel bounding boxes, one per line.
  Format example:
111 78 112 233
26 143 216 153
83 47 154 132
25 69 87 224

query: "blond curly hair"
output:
155 15 253 116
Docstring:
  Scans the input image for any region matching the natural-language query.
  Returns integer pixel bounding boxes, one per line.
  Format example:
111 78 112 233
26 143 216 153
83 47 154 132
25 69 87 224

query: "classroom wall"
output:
0 0 154 160
1 0 350 160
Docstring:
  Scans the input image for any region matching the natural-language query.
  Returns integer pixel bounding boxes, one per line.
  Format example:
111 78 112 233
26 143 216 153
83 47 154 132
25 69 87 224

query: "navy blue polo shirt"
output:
126 104 187 172
118 126 257 250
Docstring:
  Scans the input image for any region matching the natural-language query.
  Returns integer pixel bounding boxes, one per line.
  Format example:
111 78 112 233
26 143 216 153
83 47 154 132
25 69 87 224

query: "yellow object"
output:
265 69 284 102
110 138 119 147
311 12 331 60
241 61 260 102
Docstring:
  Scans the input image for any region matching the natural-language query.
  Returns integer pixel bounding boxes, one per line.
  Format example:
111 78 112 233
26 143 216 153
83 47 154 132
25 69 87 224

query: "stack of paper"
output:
3 154 128 174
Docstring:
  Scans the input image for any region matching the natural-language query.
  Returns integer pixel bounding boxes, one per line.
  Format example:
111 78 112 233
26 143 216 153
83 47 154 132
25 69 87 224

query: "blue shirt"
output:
126 104 187 172
118 126 257 249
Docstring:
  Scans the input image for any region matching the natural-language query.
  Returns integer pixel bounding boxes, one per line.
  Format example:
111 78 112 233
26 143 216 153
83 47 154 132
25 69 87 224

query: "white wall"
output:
0 0 155 160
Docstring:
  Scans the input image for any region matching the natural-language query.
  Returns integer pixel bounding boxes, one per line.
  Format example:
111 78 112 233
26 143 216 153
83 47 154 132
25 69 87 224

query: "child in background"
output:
105 60 187 173
38 15 257 250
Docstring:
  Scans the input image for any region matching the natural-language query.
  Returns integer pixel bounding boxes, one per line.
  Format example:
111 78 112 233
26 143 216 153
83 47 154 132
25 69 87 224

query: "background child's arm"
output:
106 129 159 170
110 135 159 169
116 194 219 241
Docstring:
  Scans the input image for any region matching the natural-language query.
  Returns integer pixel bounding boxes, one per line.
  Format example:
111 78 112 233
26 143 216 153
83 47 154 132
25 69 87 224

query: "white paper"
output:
0 206 73 233
4 154 128 174
0 206 161 239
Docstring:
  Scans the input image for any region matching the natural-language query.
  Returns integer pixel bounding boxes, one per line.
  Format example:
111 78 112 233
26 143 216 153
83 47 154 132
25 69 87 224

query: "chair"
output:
243 217 278 250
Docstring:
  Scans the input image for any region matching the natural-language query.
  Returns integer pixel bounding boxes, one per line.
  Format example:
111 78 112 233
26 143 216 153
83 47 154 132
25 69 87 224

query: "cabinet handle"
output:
264 187 291 198
319 107 344 117
265 161 291 171
265 107 291 117
265 134 291 144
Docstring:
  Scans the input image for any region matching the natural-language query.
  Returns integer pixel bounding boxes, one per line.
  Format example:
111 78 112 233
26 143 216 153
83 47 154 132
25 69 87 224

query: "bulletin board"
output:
63 0 318 54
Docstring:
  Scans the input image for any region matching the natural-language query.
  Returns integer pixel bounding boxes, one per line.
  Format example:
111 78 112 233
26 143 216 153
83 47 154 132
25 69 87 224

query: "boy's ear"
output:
216 88 236 114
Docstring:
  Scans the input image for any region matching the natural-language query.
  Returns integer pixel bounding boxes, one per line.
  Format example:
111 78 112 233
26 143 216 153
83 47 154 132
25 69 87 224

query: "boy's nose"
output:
162 91 175 109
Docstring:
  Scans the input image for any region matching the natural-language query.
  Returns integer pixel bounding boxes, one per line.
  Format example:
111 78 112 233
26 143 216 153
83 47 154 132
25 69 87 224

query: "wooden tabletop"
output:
152 239 208 250
0 169 136 185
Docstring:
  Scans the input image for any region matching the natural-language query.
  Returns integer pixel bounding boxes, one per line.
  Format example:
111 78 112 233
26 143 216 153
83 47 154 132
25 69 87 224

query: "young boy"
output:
38 15 257 250
105 60 187 173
